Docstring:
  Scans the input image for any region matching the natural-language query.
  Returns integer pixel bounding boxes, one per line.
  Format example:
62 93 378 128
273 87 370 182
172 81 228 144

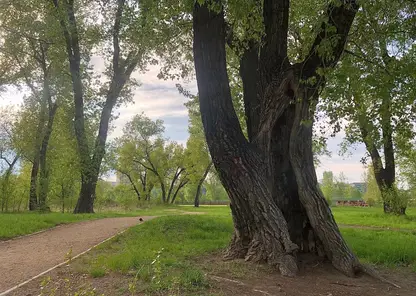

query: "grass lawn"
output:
0 206 186 240
332 206 416 230
66 206 416 295
2 204 416 240
74 215 233 295
6 205 415 295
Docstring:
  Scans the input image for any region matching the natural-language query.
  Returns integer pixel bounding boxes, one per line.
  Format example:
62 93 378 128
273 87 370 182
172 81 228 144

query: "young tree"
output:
180 89 212 207
49 0 151 213
362 166 382 206
118 114 189 204
321 1 416 215
0 2 67 210
192 0 360 276
0 108 19 212
320 171 334 203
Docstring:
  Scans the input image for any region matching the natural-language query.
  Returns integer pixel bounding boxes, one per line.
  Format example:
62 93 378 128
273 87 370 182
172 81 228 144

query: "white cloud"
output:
1 56 367 183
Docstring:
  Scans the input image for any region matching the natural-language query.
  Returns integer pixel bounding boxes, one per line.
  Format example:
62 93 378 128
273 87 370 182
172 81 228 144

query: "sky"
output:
0 63 367 183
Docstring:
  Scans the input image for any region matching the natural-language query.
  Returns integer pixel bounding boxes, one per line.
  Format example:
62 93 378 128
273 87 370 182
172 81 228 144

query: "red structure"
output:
336 200 369 207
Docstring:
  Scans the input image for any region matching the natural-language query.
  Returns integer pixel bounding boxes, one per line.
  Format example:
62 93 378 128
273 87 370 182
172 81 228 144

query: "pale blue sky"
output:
1 63 367 183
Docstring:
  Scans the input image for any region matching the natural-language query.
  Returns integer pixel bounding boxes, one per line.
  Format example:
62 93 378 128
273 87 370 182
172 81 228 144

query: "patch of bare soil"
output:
0 216 154 295
9 253 416 296
199 256 416 296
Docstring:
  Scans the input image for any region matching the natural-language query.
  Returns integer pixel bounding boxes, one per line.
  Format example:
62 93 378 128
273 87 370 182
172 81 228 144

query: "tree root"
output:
359 264 401 289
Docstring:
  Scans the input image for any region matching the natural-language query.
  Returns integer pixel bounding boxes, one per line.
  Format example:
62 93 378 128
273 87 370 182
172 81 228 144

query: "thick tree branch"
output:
260 0 289 66
300 1 358 79
240 43 261 141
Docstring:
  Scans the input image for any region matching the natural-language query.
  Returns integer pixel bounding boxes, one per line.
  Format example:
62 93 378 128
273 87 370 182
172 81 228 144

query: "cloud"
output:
109 64 195 141
1 56 368 183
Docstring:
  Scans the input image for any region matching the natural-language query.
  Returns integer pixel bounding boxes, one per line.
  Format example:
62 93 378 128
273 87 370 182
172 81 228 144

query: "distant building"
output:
351 182 367 193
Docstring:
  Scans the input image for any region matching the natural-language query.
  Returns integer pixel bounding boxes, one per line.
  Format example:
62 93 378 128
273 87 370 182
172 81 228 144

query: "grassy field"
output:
0 206 188 240
4 205 416 295
2 205 416 240
332 207 416 230
67 207 416 295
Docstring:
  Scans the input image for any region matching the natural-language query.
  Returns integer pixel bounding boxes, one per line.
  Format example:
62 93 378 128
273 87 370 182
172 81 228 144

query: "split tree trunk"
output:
193 0 360 277
193 5 299 276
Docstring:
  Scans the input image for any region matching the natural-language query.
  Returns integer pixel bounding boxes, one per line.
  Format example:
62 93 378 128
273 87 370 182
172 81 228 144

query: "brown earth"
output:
0 216 154 295
7 253 416 296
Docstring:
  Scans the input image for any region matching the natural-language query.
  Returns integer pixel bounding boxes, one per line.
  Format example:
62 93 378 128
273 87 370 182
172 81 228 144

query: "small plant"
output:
65 246 73 263
38 275 105 296
150 248 165 291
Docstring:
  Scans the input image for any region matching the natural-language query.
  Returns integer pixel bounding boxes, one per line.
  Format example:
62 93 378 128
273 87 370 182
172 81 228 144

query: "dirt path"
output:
0 216 153 294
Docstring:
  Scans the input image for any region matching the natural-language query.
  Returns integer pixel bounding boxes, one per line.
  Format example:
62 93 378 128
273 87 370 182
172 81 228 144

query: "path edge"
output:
0 217 154 296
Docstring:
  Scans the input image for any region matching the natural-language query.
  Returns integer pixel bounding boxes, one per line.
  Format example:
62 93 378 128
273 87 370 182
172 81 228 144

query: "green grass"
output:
81 215 233 294
0 205 229 240
0 212 142 240
82 207 416 278
332 206 416 230
341 228 416 269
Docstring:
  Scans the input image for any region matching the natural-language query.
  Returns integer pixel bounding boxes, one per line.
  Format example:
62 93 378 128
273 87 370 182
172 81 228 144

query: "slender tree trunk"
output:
61 184 65 213
124 172 141 201
194 162 212 207
167 168 184 203
38 103 58 211
171 180 188 204
1 156 18 212
29 158 40 211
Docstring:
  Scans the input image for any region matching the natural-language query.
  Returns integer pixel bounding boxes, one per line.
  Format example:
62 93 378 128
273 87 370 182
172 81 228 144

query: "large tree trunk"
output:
193 4 299 276
289 93 360 276
194 162 212 207
269 106 317 253
193 0 360 277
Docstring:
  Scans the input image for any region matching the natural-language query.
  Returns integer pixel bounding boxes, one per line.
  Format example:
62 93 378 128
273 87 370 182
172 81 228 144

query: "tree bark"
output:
193 0 360 277
194 162 212 207
193 3 299 276
74 171 98 213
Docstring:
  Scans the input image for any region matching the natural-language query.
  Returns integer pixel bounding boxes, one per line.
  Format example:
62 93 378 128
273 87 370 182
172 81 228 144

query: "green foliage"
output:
113 113 190 204
320 171 363 202
320 0 416 213
83 215 231 293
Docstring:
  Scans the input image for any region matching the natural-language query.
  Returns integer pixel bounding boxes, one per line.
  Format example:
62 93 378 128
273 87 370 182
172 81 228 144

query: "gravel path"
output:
0 216 153 294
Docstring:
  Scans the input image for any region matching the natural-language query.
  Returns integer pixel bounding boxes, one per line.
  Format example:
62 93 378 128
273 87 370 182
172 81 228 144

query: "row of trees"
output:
320 171 363 203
